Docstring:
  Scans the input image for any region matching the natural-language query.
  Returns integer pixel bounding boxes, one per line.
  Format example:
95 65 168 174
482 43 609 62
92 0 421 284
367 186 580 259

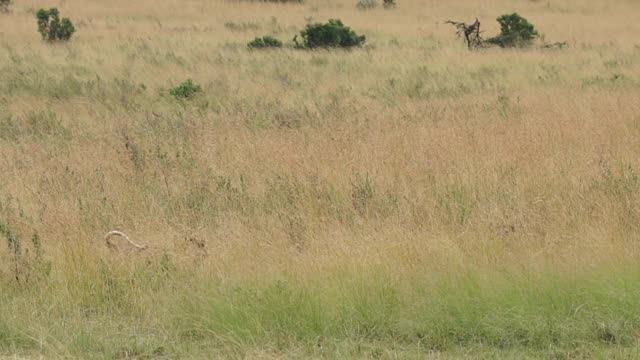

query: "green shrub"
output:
356 0 378 10
383 0 396 9
248 36 283 49
0 0 11 13
170 79 202 99
294 19 365 49
36 8 76 42
487 13 538 48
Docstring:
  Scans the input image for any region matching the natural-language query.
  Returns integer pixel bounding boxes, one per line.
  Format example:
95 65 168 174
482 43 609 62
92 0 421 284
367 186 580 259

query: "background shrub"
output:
383 0 396 9
356 0 378 10
248 36 283 49
294 19 365 49
170 79 202 99
487 13 539 48
36 8 76 41
0 0 11 13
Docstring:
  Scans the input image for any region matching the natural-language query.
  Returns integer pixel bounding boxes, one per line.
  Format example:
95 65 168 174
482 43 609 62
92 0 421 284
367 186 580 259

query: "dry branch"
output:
445 19 485 49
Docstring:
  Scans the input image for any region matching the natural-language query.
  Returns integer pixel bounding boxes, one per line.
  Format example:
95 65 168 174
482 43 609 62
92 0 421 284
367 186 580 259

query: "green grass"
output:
3 263 640 358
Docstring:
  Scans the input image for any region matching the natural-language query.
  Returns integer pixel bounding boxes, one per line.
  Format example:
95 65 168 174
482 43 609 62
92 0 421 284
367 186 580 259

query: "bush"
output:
248 36 283 49
170 79 202 99
383 0 396 9
0 0 11 13
294 19 366 49
487 13 538 48
36 8 76 42
356 0 378 10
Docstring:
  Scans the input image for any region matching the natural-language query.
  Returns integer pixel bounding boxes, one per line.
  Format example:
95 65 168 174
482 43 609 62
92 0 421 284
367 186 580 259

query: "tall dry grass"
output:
1 0 640 357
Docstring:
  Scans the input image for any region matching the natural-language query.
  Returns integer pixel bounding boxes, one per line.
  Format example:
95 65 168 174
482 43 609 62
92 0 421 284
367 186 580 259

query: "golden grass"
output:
1 0 640 276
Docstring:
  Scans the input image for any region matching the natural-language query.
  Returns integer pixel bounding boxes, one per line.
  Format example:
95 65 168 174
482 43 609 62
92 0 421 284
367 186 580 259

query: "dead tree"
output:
446 19 484 49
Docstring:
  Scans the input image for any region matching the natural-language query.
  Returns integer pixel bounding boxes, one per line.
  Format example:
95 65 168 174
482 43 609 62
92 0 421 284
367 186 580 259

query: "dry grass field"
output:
1 0 640 358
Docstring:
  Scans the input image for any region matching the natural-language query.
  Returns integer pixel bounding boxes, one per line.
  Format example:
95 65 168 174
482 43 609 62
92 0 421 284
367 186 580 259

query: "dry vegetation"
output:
1 0 640 358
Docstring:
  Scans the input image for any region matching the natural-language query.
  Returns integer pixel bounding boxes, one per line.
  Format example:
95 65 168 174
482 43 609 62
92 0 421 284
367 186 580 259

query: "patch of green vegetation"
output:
36 8 76 42
487 13 539 48
169 79 202 99
248 35 283 49
383 0 396 9
356 0 378 10
2 247 640 357
294 19 366 49
168 266 640 355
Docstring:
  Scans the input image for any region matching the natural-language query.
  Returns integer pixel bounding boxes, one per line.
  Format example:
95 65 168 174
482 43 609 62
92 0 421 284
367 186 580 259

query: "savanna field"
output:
1 0 640 358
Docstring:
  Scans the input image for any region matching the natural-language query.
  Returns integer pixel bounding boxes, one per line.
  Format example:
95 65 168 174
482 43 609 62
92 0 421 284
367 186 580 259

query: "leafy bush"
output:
356 0 378 10
248 36 283 49
383 0 396 9
487 13 538 48
0 0 11 13
294 19 366 49
36 8 76 42
170 80 202 99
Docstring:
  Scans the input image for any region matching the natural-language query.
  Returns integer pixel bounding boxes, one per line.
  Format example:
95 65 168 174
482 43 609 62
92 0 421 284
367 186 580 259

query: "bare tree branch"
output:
446 19 485 49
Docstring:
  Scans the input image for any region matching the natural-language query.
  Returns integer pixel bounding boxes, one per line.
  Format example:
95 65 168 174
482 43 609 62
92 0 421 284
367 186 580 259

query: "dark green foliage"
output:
294 19 366 49
487 13 538 48
247 36 283 49
356 0 378 10
170 79 202 99
36 8 76 42
0 0 11 13
383 0 396 9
